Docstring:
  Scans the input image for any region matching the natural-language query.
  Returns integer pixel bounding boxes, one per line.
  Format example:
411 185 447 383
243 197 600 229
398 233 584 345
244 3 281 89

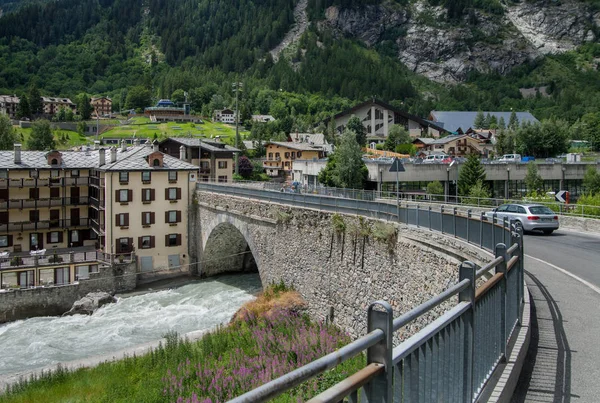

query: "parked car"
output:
441 156 454 164
521 156 535 162
423 154 449 164
484 203 559 235
497 154 522 163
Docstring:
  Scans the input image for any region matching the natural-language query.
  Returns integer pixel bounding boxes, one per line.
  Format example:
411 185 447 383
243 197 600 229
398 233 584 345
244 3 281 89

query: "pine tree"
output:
498 116 506 130
16 95 30 119
347 116 367 147
27 120 55 151
508 111 519 130
474 110 485 129
28 84 42 116
483 113 492 129
458 153 486 196
524 162 543 194
332 129 368 189
77 94 93 120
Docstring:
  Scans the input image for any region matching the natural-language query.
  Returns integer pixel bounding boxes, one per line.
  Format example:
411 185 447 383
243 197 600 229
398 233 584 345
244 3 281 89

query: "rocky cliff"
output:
320 0 599 82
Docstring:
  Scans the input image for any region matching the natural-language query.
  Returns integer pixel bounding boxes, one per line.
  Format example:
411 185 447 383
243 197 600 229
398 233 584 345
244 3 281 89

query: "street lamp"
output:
232 81 243 176
449 160 457 202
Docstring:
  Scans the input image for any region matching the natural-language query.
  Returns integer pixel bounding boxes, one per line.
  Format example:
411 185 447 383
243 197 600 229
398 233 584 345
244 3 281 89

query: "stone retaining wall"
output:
195 191 494 340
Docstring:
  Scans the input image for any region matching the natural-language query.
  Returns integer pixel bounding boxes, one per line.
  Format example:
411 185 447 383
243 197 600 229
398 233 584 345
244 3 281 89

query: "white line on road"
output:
525 254 600 296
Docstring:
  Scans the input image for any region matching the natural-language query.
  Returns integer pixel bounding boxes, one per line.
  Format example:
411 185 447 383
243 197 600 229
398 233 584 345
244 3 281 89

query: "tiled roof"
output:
429 111 539 133
41 97 74 104
430 135 467 145
413 137 435 144
0 95 19 103
0 145 198 171
267 141 322 151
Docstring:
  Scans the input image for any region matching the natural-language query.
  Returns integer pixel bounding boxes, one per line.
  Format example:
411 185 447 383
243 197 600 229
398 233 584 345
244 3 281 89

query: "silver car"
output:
485 203 559 235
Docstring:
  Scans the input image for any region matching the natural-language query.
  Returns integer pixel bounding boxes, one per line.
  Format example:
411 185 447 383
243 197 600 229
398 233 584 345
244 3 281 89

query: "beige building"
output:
159 138 238 183
42 97 77 115
213 108 236 124
0 95 19 119
91 96 112 117
417 134 493 157
264 142 325 178
0 141 198 289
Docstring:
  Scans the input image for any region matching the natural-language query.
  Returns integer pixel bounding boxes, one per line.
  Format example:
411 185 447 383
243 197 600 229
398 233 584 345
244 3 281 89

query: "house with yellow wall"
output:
264 142 325 178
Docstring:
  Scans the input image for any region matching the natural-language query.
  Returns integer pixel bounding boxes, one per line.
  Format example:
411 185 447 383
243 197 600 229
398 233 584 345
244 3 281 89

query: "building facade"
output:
91 97 112 117
0 95 19 119
159 138 238 183
0 142 198 289
42 97 77 116
213 109 236 124
264 142 325 178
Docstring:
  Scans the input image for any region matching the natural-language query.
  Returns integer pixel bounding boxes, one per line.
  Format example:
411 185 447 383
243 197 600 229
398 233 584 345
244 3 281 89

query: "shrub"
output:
331 214 346 234
371 222 397 250
576 193 600 217
426 181 444 201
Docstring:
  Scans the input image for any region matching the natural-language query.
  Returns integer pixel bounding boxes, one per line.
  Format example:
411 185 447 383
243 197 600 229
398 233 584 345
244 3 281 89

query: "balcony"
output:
89 177 105 188
89 197 105 210
0 197 90 210
263 162 283 169
0 218 91 232
199 167 211 174
0 177 91 188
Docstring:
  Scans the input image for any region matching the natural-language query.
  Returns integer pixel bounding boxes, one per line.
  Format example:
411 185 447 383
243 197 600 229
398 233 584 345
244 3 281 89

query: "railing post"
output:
503 217 508 245
516 224 525 324
428 206 432 231
441 205 445 234
416 205 420 228
459 261 476 403
453 207 457 238
467 210 471 243
366 301 393 403
69 251 75 263
491 214 497 248
495 243 508 362
479 212 484 248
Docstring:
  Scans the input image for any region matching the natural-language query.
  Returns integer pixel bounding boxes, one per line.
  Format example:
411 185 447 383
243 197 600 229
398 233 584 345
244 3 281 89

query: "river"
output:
0 274 262 377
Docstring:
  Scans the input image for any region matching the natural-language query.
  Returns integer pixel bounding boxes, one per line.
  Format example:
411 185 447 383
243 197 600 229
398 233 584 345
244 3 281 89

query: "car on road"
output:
423 154 450 164
485 203 559 235
497 154 522 163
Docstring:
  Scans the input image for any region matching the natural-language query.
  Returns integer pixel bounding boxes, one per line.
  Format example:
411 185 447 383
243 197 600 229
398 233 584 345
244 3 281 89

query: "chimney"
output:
121 139 127 152
98 148 105 167
93 140 100 150
110 147 117 163
152 139 159 152
133 138 140 147
179 145 186 160
14 143 21 164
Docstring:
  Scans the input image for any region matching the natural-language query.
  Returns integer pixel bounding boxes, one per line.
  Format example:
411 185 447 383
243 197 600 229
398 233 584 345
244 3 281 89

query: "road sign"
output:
555 190 569 203
389 158 405 172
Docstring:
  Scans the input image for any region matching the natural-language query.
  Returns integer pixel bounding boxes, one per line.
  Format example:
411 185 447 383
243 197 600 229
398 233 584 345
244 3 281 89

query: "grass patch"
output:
12 126 88 150
0 283 364 402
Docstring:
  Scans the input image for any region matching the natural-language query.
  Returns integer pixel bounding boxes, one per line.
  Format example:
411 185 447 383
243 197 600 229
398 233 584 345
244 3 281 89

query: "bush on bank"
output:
0 284 363 403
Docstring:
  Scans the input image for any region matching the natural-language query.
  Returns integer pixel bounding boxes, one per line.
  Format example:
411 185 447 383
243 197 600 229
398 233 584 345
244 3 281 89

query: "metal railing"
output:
0 250 135 270
197 182 525 402
0 197 90 209
0 218 91 232
0 177 91 188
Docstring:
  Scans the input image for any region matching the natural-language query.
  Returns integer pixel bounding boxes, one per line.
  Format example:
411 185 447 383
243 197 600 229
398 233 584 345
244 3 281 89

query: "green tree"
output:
498 116 506 130
572 112 600 151
331 130 367 188
465 180 492 205
171 89 186 104
238 156 253 178
27 120 55 151
483 113 492 129
427 181 444 201
458 153 486 196
347 116 366 147
0 114 17 150
384 125 411 151
474 110 485 129
318 154 337 187
55 107 66 122
125 86 152 111
489 114 498 129
77 94 93 120
508 111 519 130
515 119 570 158
77 121 87 135
583 166 600 195
16 95 30 119
28 84 42 116
524 162 543 194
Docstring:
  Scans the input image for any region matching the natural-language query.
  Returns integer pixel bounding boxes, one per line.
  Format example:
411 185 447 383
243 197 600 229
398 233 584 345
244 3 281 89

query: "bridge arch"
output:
199 214 261 278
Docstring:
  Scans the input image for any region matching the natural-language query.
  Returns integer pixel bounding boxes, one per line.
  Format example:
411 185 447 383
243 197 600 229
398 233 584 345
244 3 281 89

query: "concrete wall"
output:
0 260 137 323
194 191 493 340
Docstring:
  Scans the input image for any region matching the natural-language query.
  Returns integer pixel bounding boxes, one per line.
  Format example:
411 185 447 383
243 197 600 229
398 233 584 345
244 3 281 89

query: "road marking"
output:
526 254 600 296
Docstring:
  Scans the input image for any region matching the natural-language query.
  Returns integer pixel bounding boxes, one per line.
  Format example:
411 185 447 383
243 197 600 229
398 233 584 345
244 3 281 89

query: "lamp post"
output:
446 168 450 203
232 81 243 176
561 166 566 191
449 160 457 203
506 167 511 199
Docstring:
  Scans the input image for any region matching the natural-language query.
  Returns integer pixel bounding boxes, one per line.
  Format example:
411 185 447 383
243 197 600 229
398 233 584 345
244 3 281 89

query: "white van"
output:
498 154 521 163
423 154 449 164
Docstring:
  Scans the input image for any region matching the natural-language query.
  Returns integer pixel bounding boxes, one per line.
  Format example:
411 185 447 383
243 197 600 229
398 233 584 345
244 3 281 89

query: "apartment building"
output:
91 96 112 117
0 141 198 289
264 142 325 178
0 95 19 119
159 138 238 183
42 97 77 115
213 108 236 124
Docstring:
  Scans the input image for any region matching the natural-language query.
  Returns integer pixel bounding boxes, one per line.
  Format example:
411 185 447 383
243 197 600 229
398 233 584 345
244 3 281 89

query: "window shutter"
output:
141 212 145 224
165 234 169 246
150 236 155 248
124 213 129 226
7 235 12 247
176 211 181 223
115 190 119 201
47 232 52 243
116 240 121 254
176 188 181 200
151 189 155 201
176 234 181 246
128 189 133 202
165 188 169 200
165 211 169 223
58 232 63 243
115 214 119 224
151 212 155 224
138 237 142 249
129 238 133 250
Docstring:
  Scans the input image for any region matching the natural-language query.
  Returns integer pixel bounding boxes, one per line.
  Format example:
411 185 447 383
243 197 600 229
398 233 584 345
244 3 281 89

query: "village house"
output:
413 134 493 157
0 95 19 119
0 141 198 289
90 96 112 117
264 142 325 179
213 108 236 124
42 97 77 116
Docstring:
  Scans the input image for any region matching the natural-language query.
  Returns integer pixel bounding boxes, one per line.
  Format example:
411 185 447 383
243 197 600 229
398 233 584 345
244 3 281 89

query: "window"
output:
166 210 180 224
50 187 59 198
166 234 181 247
0 170 7 179
29 210 39 223
50 170 59 178
118 189 129 202
142 212 154 226
168 171 177 182
166 188 181 201
76 266 89 280
141 171 151 183
218 176 227 183
119 172 129 183
90 264 99 273
140 236 152 249
297 151 302 158
0 235 10 247
118 237 132 253
116 213 129 227
71 170 79 177
29 170 38 178
49 232 60 243
142 188 154 202
218 161 227 169
29 188 39 199
153 159 160 167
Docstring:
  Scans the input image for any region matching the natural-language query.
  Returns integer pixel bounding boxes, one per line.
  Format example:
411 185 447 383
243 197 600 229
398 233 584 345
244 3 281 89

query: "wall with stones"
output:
195 191 493 341
0 261 137 323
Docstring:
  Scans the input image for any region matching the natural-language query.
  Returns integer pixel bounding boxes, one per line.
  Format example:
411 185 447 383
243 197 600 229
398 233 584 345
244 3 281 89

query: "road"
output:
512 229 600 402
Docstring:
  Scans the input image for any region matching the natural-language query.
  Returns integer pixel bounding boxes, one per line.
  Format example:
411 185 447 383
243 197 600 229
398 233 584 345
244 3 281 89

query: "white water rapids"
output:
0 274 262 377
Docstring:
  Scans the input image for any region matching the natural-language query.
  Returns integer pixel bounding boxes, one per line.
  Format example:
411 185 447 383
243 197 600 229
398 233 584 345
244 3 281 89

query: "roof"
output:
91 97 112 102
430 134 468 145
413 137 435 145
0 95 19 103
0 145 198 171
290 133 327 146
161 137 240 153
429 111 539 133
41 97 74 104
266 141 322 152
242 140 256 150
331 99 448 133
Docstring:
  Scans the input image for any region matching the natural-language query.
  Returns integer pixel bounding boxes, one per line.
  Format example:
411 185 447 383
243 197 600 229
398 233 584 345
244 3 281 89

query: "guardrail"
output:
197 182 525 402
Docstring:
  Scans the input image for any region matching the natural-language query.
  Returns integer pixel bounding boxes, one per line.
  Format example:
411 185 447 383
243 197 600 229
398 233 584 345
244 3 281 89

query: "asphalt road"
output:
512 230 600 402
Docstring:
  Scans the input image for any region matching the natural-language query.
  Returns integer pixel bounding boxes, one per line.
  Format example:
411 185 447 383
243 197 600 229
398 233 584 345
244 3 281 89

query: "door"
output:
70 187 80 205
168 254 180 270
70 230 83 247
140 256 153 272
30 233 42 250
71 208 80 227
50 209 60 228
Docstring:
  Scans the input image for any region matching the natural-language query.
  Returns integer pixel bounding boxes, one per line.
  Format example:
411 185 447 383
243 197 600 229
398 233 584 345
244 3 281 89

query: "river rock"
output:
63 292 117 316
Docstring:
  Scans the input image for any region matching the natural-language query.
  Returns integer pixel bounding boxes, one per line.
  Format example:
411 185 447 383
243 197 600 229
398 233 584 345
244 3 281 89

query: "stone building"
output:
0 95 19 119
90 96 112 117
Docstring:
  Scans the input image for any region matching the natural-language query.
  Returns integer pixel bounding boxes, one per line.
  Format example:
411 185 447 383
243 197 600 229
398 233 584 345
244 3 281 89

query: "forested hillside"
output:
0 0 598 131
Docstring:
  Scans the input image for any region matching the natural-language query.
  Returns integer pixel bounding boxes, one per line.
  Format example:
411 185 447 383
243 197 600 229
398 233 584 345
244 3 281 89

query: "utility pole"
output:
232 81 243 176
